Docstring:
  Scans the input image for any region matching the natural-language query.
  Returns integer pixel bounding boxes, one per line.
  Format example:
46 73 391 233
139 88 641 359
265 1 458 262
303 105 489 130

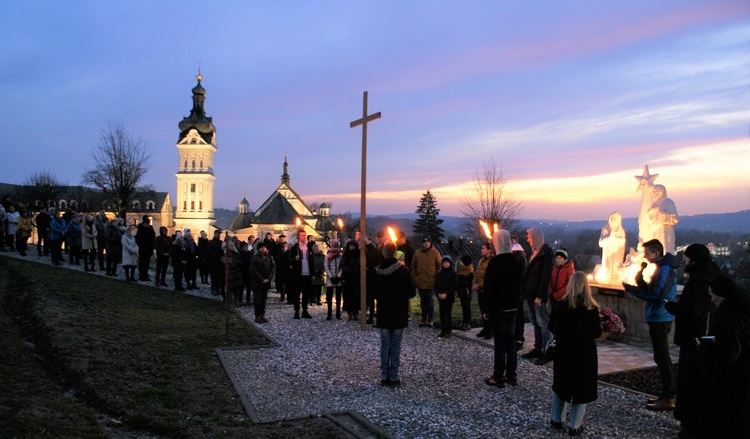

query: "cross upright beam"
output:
350 91 381 331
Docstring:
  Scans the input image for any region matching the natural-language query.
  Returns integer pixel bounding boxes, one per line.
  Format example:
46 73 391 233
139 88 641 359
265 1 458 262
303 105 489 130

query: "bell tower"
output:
174 69 217 233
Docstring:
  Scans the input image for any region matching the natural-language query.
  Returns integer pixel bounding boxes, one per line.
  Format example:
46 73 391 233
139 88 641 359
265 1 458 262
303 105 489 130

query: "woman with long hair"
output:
548 272 601 436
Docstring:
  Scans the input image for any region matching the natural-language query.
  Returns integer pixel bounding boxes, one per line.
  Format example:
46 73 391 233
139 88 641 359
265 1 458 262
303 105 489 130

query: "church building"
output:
229 156 341 245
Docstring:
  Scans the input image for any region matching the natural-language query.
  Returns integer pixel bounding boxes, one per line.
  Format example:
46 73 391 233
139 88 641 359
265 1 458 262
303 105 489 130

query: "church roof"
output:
229 212 254 231
253 192 302 224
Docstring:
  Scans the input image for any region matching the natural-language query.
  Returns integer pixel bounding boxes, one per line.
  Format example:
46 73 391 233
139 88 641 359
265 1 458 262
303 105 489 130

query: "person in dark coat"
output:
664 243 721 433
104 218 124 276
456 255 475 331
170 232 188 292
483 230 524 388
374 242 415 386
153 226 171 287
34 208 52 256
197 230 210 285
434 255 458 338
521 227 554 363
691 276 750 439
275 241 290 303
207 230 224 296
288 230 315 319
94 211 107 270
548 272 601 436
342 239 361 320
135 215 155 281
251 241 276 323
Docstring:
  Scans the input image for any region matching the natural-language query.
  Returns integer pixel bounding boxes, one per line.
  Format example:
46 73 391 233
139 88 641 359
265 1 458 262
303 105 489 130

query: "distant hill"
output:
212 208 748 235
386 210 749 234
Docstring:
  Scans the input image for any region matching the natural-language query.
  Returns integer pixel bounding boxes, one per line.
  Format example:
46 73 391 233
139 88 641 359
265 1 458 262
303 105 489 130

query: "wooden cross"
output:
350 91 381 330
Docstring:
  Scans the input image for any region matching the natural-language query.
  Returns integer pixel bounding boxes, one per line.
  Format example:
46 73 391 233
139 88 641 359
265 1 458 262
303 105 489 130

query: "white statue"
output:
648 184 679 255
634 165 658 245
596 212 626 284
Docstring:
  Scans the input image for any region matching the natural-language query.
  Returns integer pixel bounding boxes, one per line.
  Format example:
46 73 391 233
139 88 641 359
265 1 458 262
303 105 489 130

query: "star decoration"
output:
634 165 658 191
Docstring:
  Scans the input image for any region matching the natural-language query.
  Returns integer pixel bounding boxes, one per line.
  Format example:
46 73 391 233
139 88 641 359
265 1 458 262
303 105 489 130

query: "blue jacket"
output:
625 253 678 323
49 218 67 241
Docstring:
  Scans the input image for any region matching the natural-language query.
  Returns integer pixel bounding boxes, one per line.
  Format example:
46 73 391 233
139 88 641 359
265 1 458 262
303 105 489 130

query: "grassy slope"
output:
0 256 349 438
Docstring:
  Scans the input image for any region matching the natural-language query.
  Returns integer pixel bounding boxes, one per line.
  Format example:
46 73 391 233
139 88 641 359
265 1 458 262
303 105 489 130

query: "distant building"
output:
228 156 343 245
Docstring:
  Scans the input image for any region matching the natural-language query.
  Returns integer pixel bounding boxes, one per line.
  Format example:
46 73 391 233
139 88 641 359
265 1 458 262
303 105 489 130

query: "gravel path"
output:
221 293 681 438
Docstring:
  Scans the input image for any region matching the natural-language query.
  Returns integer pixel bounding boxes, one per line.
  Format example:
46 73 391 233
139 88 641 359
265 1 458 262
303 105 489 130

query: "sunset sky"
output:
1 0 748 221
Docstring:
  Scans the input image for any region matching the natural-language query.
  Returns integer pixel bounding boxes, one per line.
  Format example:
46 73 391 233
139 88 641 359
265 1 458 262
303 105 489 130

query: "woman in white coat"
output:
121 225 139 281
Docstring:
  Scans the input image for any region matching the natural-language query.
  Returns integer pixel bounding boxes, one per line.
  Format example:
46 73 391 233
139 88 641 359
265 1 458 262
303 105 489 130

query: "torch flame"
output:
387 226 398 243
493 223 499 233
337 218 344 229
479 220 492 241
295 218 302 227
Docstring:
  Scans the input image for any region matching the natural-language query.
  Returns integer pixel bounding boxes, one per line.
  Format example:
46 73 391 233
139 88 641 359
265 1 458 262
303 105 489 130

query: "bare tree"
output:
15 170 67 211
460 157 524 240
82 123 152 218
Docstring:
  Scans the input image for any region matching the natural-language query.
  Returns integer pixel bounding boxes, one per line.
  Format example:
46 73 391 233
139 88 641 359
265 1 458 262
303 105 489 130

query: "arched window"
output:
146 201 155 210
184 160 188 170
132 200 141 210
70 200 78 209
200 160 203 169
192 160 196 169
59 200 67 210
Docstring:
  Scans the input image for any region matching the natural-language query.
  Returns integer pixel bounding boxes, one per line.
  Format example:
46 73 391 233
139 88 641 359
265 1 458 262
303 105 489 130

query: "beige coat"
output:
82 221 98 251
410 246 441 290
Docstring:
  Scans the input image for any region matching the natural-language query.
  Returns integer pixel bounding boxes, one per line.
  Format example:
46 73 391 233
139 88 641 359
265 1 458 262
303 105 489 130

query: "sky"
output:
1 0 749 221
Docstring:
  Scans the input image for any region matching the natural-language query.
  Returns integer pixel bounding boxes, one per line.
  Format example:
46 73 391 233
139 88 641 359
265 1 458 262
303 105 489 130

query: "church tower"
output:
174 69 217 234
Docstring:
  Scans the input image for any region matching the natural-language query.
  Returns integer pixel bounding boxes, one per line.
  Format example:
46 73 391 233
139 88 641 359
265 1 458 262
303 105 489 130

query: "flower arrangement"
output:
599 307 625 335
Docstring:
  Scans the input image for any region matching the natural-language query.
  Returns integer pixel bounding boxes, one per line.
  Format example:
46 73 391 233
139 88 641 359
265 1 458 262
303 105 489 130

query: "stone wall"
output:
592 284 676 342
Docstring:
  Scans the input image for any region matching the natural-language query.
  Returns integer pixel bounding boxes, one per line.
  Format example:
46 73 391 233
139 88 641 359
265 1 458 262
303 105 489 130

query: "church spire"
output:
178 69 216 143
281 153 290 186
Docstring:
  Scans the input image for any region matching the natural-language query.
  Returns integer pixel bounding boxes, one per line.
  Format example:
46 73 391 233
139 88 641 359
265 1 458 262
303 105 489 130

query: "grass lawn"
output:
0 255 350 438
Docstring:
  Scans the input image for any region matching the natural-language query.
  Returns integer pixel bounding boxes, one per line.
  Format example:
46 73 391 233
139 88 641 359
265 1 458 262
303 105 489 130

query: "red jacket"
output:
550 260 575 301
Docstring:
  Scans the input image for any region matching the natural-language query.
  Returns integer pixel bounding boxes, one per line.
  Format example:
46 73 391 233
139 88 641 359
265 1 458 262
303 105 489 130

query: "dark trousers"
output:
199 260 209 283
290 276 312 312
138 251 151 280
326 286 342 317
37 233 49 255
50 238 64 264
155 255 169 284
173 264 185 290
457 289 472 324
211 264 225 294
418 289 434 320
106 253 119 275
68 245 81 264
648 321 675 399
438 298 453 332
96 245 105 269
254 286 269 316
185 263 197 288
514 297 525 342
16 235 29 255
83 249 96 269
491 311 518 379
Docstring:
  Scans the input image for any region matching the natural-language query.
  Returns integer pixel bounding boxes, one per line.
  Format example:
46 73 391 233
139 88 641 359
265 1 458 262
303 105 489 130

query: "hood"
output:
526 227 545 251
493 229 512 255
659 252 679 269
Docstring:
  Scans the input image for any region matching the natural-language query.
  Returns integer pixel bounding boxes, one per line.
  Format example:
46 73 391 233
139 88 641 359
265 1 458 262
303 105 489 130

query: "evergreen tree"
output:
413 190 445 242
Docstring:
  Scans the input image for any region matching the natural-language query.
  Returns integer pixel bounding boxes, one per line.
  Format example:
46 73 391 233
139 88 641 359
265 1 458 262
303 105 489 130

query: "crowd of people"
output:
2 204 747 437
